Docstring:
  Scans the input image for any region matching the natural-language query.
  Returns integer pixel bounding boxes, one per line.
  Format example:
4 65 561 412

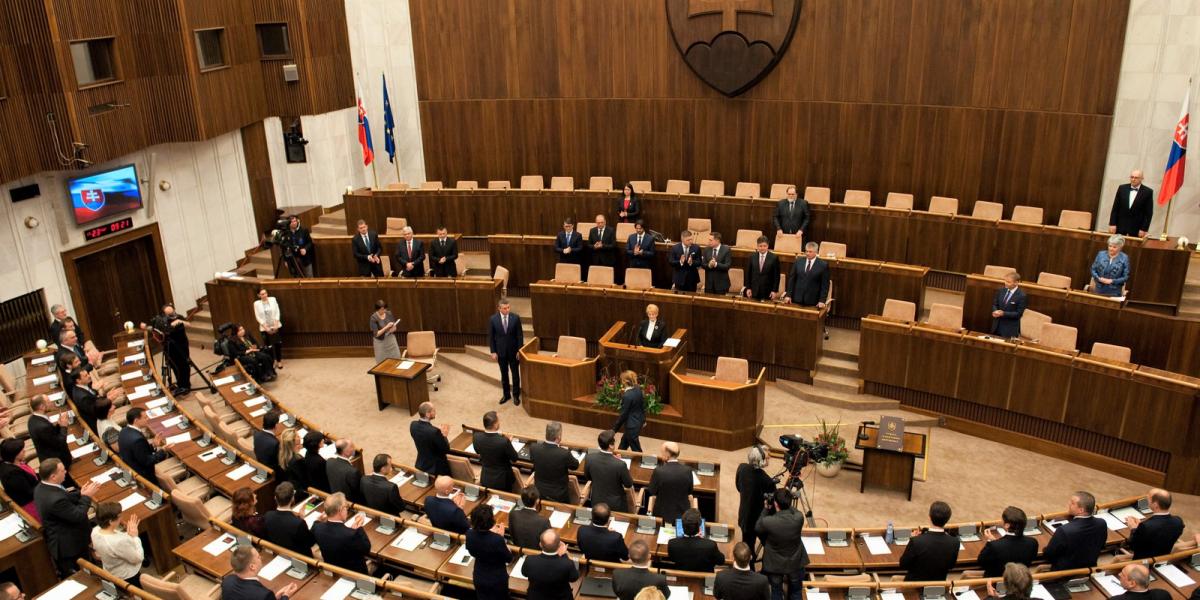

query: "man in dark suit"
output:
285 215 315 278
626 220 656 269
488 299 524 405
554 219 584 264
990 271 1027 338
668 508 725 572
588 214 618 267
613 540 669 600
253 409 281 474
56 330 89 371
360 454 405 514
47 304 85 349
1112 564 1172 600
1109 170 1154 237
311 492 371 573
263 482 316 556
773 185 810 240
784 242 831 308
715 542 771 600
744 236 781 301
410 402 450 475
899 500 960 581
522 530 580 600
429 226 459 277
646 441 694 523
756 489 809 600
424 476 469 534
350 219 384 277
509 486 552 549
670 230 703 292
1124 488 1185 559
28 395 71 468
222 545 299 600
33 459 99 576
325 439 361 502
1043 491 1108 571
392 226 426 277
474 411 518 491
584 430 633 512
118 407 171 483
70 367 100 434
977 506 1038 578
577 503 629 563
703 232 732 295
531 421 579 503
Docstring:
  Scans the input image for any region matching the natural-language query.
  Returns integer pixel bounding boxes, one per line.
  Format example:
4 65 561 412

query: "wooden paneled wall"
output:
410 0 1129 223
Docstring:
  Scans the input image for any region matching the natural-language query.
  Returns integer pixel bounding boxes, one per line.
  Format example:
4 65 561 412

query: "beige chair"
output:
734 229 763 249
728 268 745 295
1090 342 1132 362
713 357 750 383
882 299 917 321
774 232 802 253
843 190 871 207
630 180 652 193
615 222 636 240
734 182 760 198
624 487 645 515
928 196 959 215
1037 272 1072 290
1057 210 1093 230
493 266 510 295
449 455 477 483
625 268 653 290
983 265 1015 278
520 175 545 190
171 489 232 530
924 304 963 330
403 330 441 390
549 176 574 191
386 217 408 235
804 186 831 204
216 419 252 446
777 273 787 297
385 182 409 190
140 571 222 600
665 179 690 194
455 180 479 190
556 336 588 360
818 241 847 259
420 181 443 190
1040 323 1078 352
567 475 589 505
1010 205 1043 224
687 218 712 245
885 192 914 210
823 574 872 583
971 201 1004 220
1020 309 1052 341
586 266 615 286
455 256 469 277
235 435 254 455
699 179 725 196
553 263 582 283
487 180 511 190
589 176 614 191
0 365 18 402
768 184 794 199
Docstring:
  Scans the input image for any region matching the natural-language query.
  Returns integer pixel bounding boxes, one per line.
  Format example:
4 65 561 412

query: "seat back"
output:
928 196 959 215
406 331 437 359
1040 323 1078 352
0 365 16 396
625 268 653 290
520 175 545 190
386 217 408 235
236 435 254 454
774 232 802 253
567 475 583 505
455 256 468 277
587 266 615 286
818 241 847 259
925 304 963 330
455 180 479 190
1010 205 1043 224
589 176 614 191
1057 210 1093 230
385 182 409 190
804 186 831 205
971 201 1004 220
983 265 1015 278
171 490 213 530
630 180 652 193
665 179 690 194
699 179 725 196
734 182 760 198
728 268 744 294
615 222 636 240
487 180 511 190
768 183 793 199
420 181 443 190
734 229 763 249
216 419 243 445
554 263 582 283
1037 272 1072 290
713 357 749 383
843 190 871 206
1091 342 1132 363
448 455 476 483
139 574 184 600
1020 309 1052 341
557 336 588 360
882 299 916 321
549 176 574 191
200 405 223 431
493 266 510 292
687 218 712 233
885 192 914 210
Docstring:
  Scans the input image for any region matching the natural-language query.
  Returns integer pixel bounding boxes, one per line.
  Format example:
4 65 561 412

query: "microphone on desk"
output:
858 421 875 441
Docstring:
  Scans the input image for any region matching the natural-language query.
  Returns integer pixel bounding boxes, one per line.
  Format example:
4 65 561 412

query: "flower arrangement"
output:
594 372 664 415
814 418 849 466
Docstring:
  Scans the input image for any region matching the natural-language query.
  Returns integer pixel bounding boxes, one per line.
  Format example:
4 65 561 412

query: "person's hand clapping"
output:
276 583 299 599
80 482 101 498
452 492 466 508
126 514 140 537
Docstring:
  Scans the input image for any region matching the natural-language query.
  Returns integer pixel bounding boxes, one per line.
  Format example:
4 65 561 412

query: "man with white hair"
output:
392 226 425 277
1109 169 1154 237
47 304 84 345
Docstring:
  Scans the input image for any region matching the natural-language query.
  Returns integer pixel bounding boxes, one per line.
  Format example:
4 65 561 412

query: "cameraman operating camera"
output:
278 215 314 277
756 488 809 600
736 445 776 562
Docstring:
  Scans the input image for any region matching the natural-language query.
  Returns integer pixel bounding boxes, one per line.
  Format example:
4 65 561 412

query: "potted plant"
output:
813 418 849 477
594 371 664 415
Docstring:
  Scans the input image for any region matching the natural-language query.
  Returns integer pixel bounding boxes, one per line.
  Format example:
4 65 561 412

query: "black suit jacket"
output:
616 195 641 222
392 239 426 277
424 495 469 534
647 461 693 523
786 257 830 306
289 225 315 266
1109 184 1154 236
584 452 633 512
991 286 1027 338
429 237 459 277
670 243 703 291
773 199 810 236
612 388 645 436
221 575 278 600
745 252 781 300
555 231 584 263
588 226 618 266
735 465 775 533
668 535 724 572
252 430 280 474
360 473 405 514
263 509 316 556
522 553 579 600
33 483 91 560
977 534 1038 577
531 442 579 503
1127 514 1184 559
634 319 667 349
410 420 450 475
715 567 771 600
351 231 383 265
488 312 524 359
48 320 85 349
755 507 810 575
71 385 100 434
509 507 552 549
577 524 629 562
626 232 656 269
703 244 733 294
1043 516 1108 571
326 456 362 502
312 520 371 573
28 414 72 467
117 426 166 482
613 567 669 600
0 463 37 507
899 530 960 581
302 452 330 493
474 431 518 491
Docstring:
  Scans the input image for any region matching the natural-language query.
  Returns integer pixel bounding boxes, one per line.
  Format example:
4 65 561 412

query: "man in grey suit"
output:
756 489 809 600
326 439 361 502
715 542 771 600
703 232 733 295
613 540 669 600
584 430 633 512
34 459 100 576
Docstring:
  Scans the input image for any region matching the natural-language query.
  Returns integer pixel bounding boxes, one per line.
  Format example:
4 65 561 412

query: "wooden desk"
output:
668 357 766 450
855 425 927 501
31 571 106 600
306 233 464 279
369 359 431 413
517 338 599 410
0 509 57 595
598 321 687 402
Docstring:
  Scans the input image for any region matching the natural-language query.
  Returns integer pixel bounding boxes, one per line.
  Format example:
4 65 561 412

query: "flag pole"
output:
371 158 379 190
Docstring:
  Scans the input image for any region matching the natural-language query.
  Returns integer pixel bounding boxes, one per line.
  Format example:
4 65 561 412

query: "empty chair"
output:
1040 323 1078 352
734 182 760 198
589 176 614 191
843 190 871 207
448 455 477 484
713 357 750 383
665 179 691 194
615 222 636 240
586 266 615 285
971 201 1004 220
882 299 917 321
818 241 847 259
699 179 725 196
687 218 712 244
928 196 959 215
885 192 914 210
1020 309 1052 341
140 571 222 600
403 331 441 390
550 176 574 191
493 266 510 295
487 180 511 190
924 303 963 330
728 268 745 295
625 268 653 290
630 180 652 193
1037 272 1072 290
734 229 763 249
983 265 1015 278
520 175 545 190
1091 342 1132 362
455 256 469 276
768 183 794 199
556 336 588 360
1058 210 1093 230
385 182 409 190
171 489 232 530
774 231 802 253
386 217 408 235
1010 205 1044 224
455 180 479 189
553 263 581 283
804 186 831 204
420 181 443 190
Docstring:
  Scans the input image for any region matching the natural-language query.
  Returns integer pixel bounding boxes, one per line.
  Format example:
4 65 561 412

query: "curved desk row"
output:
342 188 1189 308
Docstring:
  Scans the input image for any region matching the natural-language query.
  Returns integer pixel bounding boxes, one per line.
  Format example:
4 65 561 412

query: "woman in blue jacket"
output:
612 370 645 452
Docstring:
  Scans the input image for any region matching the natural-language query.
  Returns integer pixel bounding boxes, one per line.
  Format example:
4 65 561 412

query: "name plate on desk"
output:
877 416 905 451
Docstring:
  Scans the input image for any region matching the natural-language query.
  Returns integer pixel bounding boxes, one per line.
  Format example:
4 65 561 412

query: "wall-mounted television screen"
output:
67 164 143 225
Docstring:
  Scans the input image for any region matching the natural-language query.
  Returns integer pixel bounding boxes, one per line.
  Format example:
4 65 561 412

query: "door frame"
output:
60 222 172 347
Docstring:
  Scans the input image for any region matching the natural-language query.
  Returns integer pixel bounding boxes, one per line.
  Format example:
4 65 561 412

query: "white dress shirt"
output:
254 297 281 331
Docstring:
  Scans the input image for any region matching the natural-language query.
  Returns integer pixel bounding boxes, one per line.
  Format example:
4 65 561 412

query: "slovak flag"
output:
1160 83 1189 206
357 95 374 166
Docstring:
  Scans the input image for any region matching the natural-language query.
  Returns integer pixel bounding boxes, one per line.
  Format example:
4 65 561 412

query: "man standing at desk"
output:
626 220 656 270
554 218 583 264
351 219 384 277
410 402 450 476
670 230 702 292
588 214 617 267
774 186 810 241
530 421 578 503
990 271 1026 339
429 226 458 277
1108 170 1154 237
703 232 732 295
1042 491 1108 571
473 411 518 491
392 226 425 278
488 299 524 406
744 236 780 301
783 242 830 308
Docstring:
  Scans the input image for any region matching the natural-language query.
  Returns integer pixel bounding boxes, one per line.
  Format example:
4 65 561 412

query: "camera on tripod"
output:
778 434 830 473
267 218 298 255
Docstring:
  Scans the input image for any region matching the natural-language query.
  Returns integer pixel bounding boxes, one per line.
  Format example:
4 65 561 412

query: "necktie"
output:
759 253 765 270
806 259 812 273
362 234 368 249
598 228 604 240
1004 288 1014 304
502 315 508 331
637 234 643 247
789 202 794 213
407 241 412 256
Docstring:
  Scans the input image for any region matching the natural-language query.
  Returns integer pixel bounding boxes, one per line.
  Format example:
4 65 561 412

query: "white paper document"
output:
70 443 98 459
863 535 892 555
549 510 571 528
119 492 147 511
0 513 25 541
33 374 58 385
203 534 238 556
250 408 268 418
392 528 428 551
1155 563 1195 588
801 536 825 555
691 472 701 486
145 398 169 409
123 352 146 363
159 415 183 428
198 448 225 462
953 589 980 600
37 579 87 600
128 339 146 348
30 355 54 366
397 360 415 370
258 555 291 581
487 495 516 513
319 578 355 600
1092 573 1124 597
126 388 153 401
165 432 193 445
1098 511 1126 531
512 440 525 453
449 545 473 565
119 371 143 382
465 443 475 454
510 555 528 580
225 463 257 481
389 472 413 487
668 585 692 600
1110 506 1143 522
90 467 122 484
245 396 268 407
213 375 236 386
663 338 681 348
656 526 675 545
1029 585 1054 600
47 391 64 402
880 592 907 600
571 450 586 462
319 444 337 459
806 591 830 600
621 458 632 469
609 520 630 536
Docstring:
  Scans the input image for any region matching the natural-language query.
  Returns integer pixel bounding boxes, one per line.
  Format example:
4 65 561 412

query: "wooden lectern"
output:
518 338 599 411
597 321 687 402
855 423 926 500
368 358 430 413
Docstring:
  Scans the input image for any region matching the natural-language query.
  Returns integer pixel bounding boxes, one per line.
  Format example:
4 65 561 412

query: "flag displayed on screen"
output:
357 96 374 166
382 74 396 163
1160 84 1189 206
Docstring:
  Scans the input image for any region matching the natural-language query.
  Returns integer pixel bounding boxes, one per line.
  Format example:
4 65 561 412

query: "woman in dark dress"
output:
277 428 307 490
735 444 776 561
231 487 266 536
302 431 331 493
616 183 641 223
0 438 39 522
612 370 645 452
234 325 276 382
465 505 512 600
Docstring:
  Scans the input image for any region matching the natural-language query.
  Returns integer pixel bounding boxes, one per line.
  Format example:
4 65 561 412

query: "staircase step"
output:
774 379 899 411
440 347 501 387
321 209 346 226
816 355 859 377
812 371 861 394
311 224 345 237
191 311 212 327
822 348 859 363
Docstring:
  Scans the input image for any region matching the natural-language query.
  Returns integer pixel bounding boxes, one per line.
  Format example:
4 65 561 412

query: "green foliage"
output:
594 372 664 415
814 418 849 465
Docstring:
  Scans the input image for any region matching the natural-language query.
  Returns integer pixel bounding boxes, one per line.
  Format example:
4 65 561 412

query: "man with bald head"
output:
1111 564 1170 600
522 529 579 600
423 475 468 533
645 441 694 523
326 439 361 502
1124 488 1184 559
1109 170 1154 237
1043 490 1107 570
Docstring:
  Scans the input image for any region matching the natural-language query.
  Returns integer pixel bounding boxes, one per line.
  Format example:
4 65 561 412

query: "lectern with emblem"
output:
855 417 926 500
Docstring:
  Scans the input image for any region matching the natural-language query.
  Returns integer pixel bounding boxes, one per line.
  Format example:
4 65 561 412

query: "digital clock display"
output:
83 217 134 241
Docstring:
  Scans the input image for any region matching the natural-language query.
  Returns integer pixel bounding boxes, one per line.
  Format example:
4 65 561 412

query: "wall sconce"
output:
23 216 39 229
159 180 171 192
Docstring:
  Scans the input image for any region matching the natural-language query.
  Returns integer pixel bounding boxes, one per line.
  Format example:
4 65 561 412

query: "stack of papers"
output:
32 374 58 386
862 535 891 555
397 360 415 370
801 537 825 555
213 375 236 386
1092 573 1124 597
304 511 322 528
609 520 630 536
663 338 681 348
510 556 528 579
319 579 355 600
549 511 571 528
667 585 691 600
449 545 473 565
203 534 238 556
806 591 830 600
392 528 428 551
1110 506 1143 522
656 525 675 544
258 555 291 581
1155 563 1195 588
30 354 55 366
119 492 147 511
225 464 257 481
389 472 413 487
70 443 98 459
487 496 516 513
1098 511 1126 531
1030 584 1055 600
0 513 25 541
36 580 87 600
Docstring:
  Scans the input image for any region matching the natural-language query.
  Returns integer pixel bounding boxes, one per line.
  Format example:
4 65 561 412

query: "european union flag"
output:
382 74 396 163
